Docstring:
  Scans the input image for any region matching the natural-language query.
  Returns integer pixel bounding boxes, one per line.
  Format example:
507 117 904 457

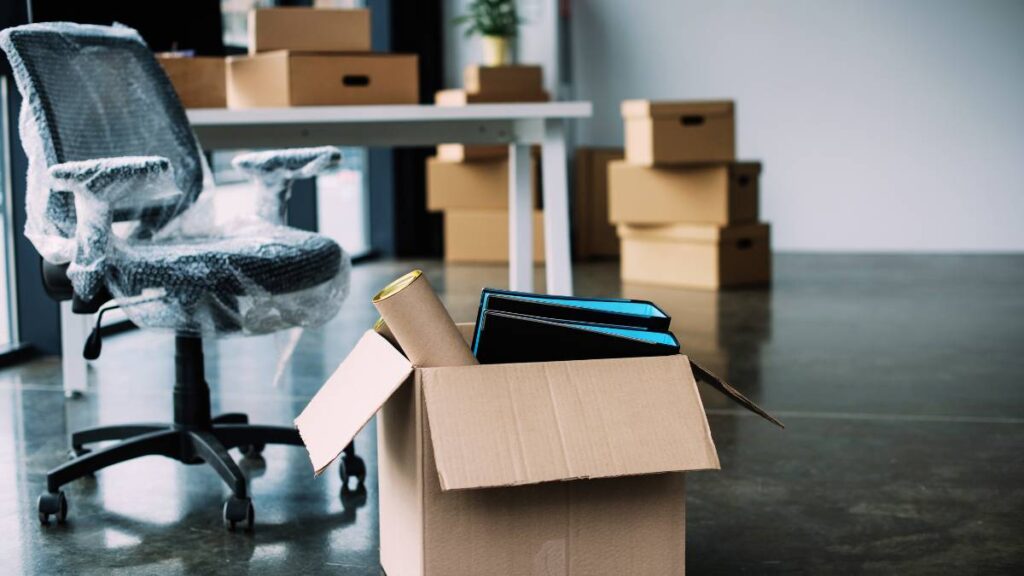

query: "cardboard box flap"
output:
421 354 720 491
295 331 412 476
618 223 770 244
621 99 734 119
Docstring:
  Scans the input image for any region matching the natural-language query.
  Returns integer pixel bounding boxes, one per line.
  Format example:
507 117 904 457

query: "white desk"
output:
61 102 591 396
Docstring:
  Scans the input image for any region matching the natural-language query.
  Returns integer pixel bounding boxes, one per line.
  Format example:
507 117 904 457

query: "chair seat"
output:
110 225 343 301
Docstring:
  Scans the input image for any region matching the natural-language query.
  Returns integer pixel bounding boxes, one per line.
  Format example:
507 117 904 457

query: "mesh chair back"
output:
0 22 203 237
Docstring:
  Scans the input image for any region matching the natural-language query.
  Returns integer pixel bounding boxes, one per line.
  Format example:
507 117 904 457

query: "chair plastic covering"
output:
0 22 350 336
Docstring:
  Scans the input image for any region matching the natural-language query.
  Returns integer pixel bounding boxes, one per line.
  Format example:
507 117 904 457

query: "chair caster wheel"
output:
339 454 366 494
240 443 265 459
38 491 68 525
223 496 254 532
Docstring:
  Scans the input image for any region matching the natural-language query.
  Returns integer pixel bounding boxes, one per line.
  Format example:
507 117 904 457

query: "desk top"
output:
187 101 592 126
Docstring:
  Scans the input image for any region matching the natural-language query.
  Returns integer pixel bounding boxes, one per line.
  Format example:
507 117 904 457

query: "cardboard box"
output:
463 65 544 98
622 100 735 166
248 8 371 54
444 210 545 263
618 222 771 289
426 156 539 212
226 51 418 108
434 88 549 106
608 161 760 225
156 55 226 109
574 148 623 260
436 143 507 162
435 88 548 160
297 325 729 576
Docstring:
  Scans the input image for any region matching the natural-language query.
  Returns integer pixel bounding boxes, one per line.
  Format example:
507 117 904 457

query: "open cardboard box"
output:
297 323 778 575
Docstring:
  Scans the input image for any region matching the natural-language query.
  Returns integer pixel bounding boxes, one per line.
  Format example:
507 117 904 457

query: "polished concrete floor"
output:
1 255 1022 574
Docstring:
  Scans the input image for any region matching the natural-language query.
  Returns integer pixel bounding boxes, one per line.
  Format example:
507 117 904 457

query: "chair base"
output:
37 335 365 531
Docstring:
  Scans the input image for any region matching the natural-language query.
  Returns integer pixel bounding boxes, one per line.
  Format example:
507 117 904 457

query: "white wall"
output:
570 1 1024 252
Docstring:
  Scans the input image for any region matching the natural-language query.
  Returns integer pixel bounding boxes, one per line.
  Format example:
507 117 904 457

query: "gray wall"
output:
571 1 1024 252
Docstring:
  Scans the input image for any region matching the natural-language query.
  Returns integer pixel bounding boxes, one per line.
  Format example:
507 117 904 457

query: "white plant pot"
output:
481 35 510 66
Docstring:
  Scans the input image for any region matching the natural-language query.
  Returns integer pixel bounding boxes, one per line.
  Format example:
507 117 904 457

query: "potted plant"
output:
454 0 521 66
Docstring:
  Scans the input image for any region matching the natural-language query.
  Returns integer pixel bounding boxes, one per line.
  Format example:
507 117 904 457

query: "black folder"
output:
474 310 680 365
472 289 672 355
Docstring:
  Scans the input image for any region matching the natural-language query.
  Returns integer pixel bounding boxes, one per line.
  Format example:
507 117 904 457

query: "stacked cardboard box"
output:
574 148 623 260
427 66 549 263
225 7 418 108
156 54 227 109
611 100 772 289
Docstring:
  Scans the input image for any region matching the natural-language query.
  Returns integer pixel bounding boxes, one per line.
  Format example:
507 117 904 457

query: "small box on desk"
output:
618 222 771 289
248 8 371 54
608 161 760 225
622 100 735 165
444 210 545 263
434 88 549 106
426 156 540 212
463 65 544 98
156 55 226 109
226 51 418 108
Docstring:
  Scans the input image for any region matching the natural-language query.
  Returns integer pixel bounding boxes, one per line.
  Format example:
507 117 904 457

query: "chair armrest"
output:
47 156 180 301
49 156 178 204
232 146 342 187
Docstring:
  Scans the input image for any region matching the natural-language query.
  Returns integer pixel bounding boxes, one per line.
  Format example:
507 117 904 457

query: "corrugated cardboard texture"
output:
248 8 371 54
420 354 719 491
379 376 425 576
227 52 418 108
463 65 544 97
422 410 687 576
294 331 411 475
573 148 623 260
608 161 761 225
156 56 226 109
444 210 545 263
426 156 539 212
622 99 735 166
619 223 772 289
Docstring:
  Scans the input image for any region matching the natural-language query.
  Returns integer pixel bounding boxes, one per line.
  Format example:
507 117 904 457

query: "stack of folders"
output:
471 288 678 365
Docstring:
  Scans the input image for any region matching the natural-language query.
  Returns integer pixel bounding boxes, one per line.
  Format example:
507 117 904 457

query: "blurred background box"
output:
622 100 735 165
248 8 371 54
573 147 623 260
156 55 226 109
463 65 544 98
444 210 545 263
608 161 760 225
618 222 771 289
437 143 508 162
226 51 418 108
426 156 539 212
434 88 549 106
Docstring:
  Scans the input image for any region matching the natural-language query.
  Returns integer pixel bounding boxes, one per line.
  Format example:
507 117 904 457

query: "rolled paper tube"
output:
372 317 401 350
372 270 477 367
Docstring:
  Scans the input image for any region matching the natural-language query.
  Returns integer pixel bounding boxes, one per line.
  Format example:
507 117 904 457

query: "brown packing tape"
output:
372 270 477 368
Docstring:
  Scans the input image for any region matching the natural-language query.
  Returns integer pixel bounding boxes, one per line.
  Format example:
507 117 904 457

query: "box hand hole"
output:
737 175 750 187
679 115 705 127
736 238 753 250
342 75 371 87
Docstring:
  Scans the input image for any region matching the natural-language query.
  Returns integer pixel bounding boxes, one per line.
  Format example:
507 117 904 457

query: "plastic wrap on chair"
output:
0 22 351 336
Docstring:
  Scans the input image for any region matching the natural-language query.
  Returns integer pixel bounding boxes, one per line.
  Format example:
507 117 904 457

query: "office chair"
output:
0 22 365 531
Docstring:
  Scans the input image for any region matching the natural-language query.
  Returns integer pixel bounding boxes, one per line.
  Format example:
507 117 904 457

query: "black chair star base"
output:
37 335 366 531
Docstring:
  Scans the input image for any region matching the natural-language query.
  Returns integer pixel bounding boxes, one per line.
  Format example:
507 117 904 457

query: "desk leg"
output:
508 143 534 292
60 301 89 398
541 119 574 295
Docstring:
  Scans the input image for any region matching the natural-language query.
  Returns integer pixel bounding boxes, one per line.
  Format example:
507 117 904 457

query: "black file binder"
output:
474 310 680 365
